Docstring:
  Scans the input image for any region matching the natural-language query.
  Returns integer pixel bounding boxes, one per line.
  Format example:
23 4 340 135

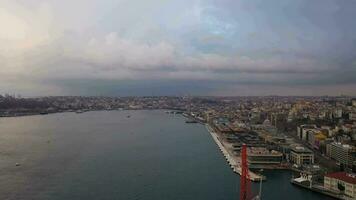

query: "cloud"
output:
0 1 53 52
16 32 333 82
0 0 355 96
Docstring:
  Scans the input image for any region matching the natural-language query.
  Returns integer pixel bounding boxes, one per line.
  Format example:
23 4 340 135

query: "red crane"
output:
240 144 252 200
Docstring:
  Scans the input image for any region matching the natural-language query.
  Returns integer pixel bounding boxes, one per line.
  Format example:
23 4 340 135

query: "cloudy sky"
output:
1 0 356 96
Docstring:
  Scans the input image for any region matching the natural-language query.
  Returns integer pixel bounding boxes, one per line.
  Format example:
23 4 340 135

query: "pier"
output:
290 178 349 200
206 125 264 182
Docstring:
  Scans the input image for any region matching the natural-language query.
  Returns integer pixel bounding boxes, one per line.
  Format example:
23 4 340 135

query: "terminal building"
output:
289 146 314 166
247 147 283 168
324 172 356 199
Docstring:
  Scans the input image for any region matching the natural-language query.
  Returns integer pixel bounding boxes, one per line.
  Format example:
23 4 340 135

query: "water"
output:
0 110 334 200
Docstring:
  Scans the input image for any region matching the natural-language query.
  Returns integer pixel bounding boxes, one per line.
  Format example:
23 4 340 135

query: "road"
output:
285 131 339 171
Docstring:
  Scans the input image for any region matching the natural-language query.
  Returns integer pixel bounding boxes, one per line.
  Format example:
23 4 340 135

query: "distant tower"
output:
240 144 252 200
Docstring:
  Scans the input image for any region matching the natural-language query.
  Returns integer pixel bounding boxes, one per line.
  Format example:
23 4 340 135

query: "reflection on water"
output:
0 110 332 200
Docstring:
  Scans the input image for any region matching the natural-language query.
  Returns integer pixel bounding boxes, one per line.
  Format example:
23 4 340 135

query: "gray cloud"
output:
0 0 356 96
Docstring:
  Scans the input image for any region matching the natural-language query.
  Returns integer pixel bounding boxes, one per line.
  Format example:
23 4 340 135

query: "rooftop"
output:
331 142 355 150
325 172 356 184
291 146 313 153
248 147 283 156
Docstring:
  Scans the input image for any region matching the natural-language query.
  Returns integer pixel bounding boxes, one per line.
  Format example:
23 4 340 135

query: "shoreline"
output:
205 124 264 182
0 108 176 118
290 179 349 200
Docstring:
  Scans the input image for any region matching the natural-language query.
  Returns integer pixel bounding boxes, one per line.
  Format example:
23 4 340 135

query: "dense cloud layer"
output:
0 0 356 96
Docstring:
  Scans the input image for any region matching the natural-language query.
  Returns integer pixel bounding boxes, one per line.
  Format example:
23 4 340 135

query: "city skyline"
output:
1 0 356 96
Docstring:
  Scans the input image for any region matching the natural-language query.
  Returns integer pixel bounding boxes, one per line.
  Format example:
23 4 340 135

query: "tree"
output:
337 182 345 193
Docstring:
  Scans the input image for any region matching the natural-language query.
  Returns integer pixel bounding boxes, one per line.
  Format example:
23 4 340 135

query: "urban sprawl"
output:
1 95 356 199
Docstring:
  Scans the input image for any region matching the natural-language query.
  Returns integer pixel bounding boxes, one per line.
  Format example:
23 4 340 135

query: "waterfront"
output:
0 110 334 200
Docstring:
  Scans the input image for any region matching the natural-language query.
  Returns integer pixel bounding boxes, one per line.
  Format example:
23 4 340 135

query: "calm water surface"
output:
0 110 334 200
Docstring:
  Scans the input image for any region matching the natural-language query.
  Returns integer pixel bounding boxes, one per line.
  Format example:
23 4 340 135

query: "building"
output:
307 130 327 150
350 112 356 121
321 125 333 137
290 146 314 166
326 142 356 167
333 108 343 118
247 147 283 167
352 99 356 107
297 124 317 141
324 172 356 198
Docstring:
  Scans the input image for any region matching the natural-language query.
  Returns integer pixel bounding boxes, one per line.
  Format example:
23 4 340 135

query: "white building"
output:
297 124 317 141
290 146 314 166
324 172 356 199
326 142 356 167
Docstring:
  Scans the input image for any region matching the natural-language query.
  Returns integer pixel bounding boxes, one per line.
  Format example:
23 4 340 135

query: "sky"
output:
0 0 356 96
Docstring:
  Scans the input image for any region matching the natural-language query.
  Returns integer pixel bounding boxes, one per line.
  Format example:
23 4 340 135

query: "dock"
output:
290 178 351 200
206 125 264 182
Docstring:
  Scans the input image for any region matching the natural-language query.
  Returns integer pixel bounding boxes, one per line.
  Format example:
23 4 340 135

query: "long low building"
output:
326 142 356 168
324 172 356 199
247 147 283 166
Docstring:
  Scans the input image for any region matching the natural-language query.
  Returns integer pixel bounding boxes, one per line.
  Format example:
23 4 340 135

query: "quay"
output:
206 124 264 182
290 178 352 200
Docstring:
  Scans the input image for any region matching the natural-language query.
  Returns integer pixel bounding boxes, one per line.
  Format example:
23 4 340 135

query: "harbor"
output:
206 124 264 182
0 110 336 200
181 110 355 199
290 178 348 200
290 172 356 200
